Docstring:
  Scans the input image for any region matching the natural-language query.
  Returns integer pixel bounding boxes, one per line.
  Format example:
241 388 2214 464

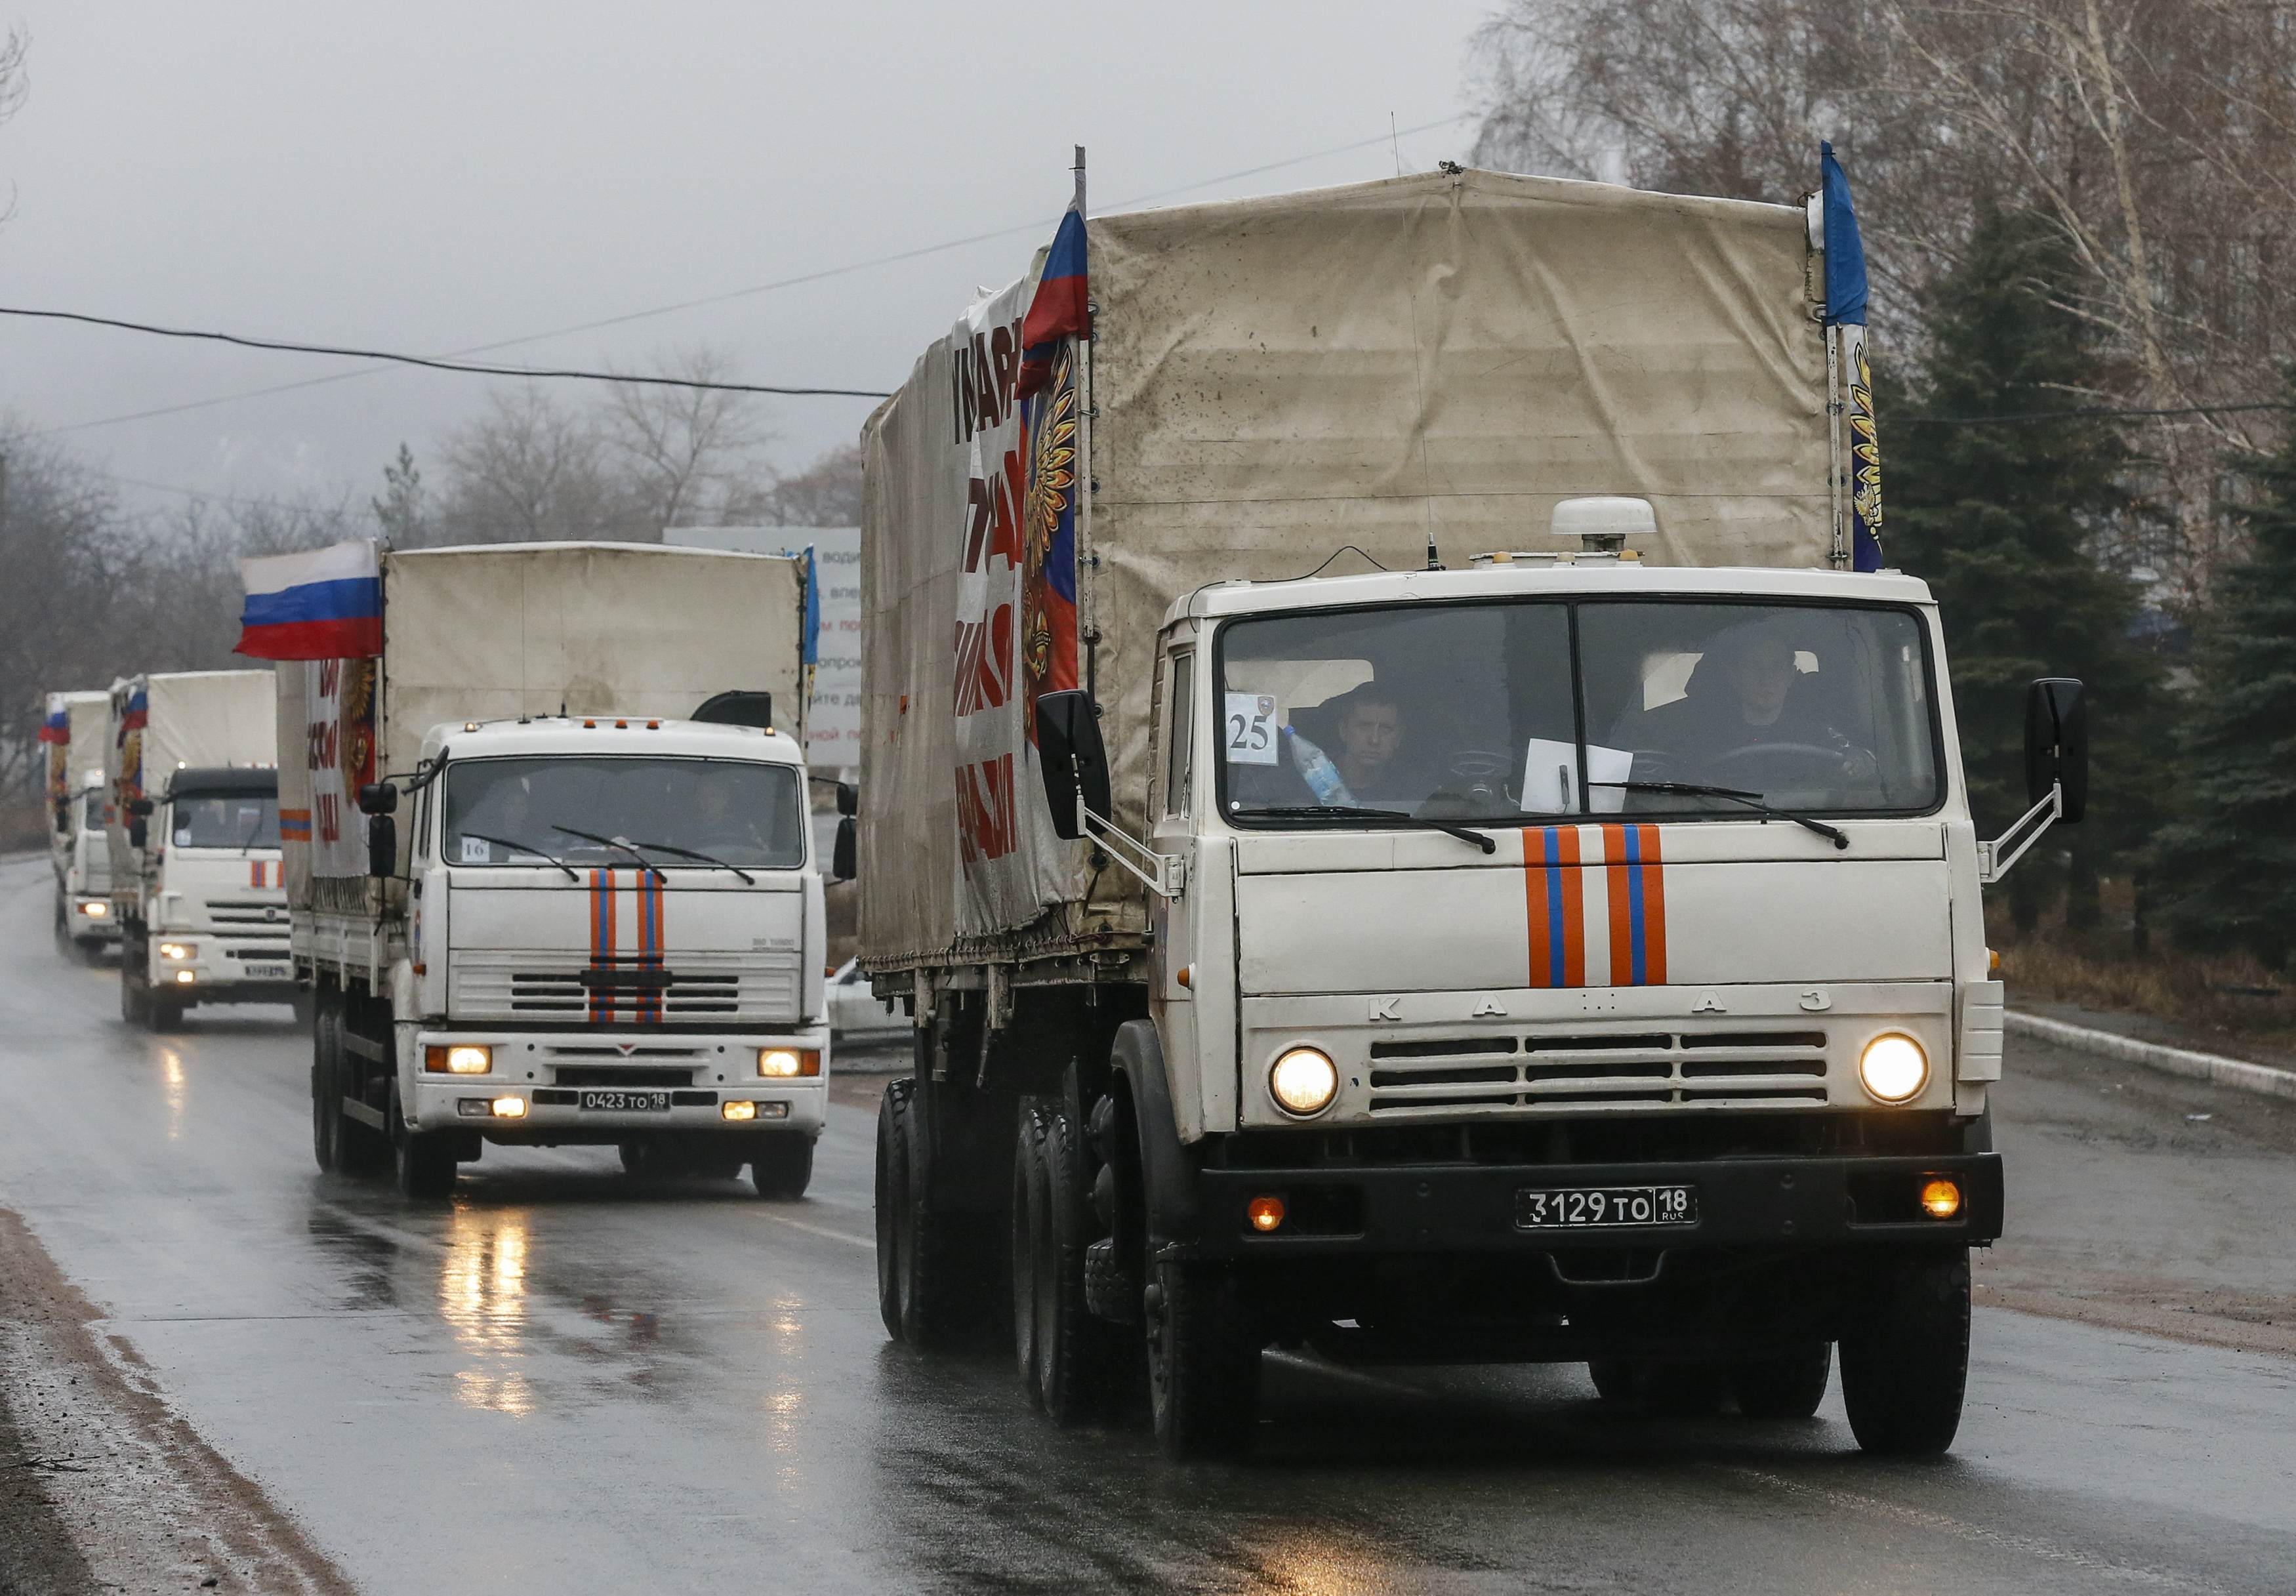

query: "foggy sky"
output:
0 2 1488 519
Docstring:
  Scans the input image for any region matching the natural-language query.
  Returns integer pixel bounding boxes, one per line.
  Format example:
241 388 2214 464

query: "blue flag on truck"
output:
1821 142 1883 572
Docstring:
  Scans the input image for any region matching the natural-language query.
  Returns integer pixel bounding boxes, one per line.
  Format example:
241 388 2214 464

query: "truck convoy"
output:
278 542 828 1202
853 165 2084 1458
104 670 289 1030
44 689 118 955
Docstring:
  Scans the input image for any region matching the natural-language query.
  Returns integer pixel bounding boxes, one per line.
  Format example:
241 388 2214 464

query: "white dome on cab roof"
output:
1550 496 1658 542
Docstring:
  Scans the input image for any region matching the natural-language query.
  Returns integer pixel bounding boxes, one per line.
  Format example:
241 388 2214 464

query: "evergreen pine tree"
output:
1887 201 2154 931
2154 366 2296 968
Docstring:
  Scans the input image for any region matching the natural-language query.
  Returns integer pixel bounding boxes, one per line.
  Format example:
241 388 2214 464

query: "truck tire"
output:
896 1078 992 1349
119 941 150 1027
390 1088 459 1202
1587 1360 1635 1404
1144 1258 1260 1460
1010 1105 1049 1406
149 993 185 1033
1840 1250 1970 1456
1643 1362 1727 1416
310 997 340 1174
875 1080 913 1340
1733 1343 1832 1420
749 1136 814 1199
1036 1108 1133 1426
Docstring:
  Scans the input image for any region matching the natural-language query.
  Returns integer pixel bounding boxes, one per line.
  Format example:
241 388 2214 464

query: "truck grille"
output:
206 898 287 926
449 949 802 1025
1365 1030 1830 1116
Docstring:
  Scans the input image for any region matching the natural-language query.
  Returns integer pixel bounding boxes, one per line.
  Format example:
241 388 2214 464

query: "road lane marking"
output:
756 1212 871 1248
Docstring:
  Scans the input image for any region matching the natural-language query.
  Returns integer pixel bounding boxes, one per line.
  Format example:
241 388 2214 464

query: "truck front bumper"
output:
68 897 121 941
1179 1152 2002 1259
147 934 297 1004
405 1027 829 1141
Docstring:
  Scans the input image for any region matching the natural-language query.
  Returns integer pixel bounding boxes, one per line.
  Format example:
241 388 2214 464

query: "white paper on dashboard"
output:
1519 739 1634 814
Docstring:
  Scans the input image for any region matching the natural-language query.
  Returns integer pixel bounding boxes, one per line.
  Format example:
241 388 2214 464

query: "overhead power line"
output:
1900 400 2296 426
0 306 893 397
22 113 1475 441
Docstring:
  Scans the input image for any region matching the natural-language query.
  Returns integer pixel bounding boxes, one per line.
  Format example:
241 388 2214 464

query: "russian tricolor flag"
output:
236 540 382 660
39 695 69 744
1017 204 1088 401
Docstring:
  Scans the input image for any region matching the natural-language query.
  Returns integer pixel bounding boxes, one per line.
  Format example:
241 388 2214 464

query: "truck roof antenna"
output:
1425 528 1444 571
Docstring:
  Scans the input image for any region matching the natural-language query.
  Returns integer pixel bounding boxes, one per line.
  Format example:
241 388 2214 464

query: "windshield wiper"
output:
549 823 668 883
460 830 579 880
624 837 756 885
1235 804 1497 855
1591 781 1849 850
238 811 267 856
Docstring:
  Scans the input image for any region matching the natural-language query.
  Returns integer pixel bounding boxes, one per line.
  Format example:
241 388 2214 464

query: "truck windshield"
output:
172 795 281 849
441 757 806 870
1216 599 1939 824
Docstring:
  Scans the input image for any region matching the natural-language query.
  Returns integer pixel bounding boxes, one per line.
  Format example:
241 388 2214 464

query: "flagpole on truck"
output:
1075 142 1099 708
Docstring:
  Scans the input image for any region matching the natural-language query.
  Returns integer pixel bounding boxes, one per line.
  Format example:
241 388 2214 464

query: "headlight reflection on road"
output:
440 1210 534 1416
159 1049 186 1141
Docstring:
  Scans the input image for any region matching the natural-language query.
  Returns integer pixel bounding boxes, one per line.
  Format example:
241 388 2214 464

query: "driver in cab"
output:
1641 621 1874 789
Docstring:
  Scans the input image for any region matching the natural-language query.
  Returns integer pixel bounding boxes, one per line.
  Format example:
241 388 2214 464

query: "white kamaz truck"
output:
283 542 829 1202
851 167 2083 1458
106 671 291 1029
45 689 119 956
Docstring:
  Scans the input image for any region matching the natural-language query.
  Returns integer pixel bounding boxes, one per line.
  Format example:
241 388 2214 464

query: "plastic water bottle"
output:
1284 727 1356 807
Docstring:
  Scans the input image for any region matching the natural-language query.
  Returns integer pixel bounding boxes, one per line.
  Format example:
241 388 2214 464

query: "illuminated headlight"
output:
157 942 192 961
1858 1034 1929 1104
425 1044 492 1075
78 900 108 918
489 1096 527 1119
722 1100 758 1122
758 1048 819 1078
173 970 197 985
1269 1047 1340 1117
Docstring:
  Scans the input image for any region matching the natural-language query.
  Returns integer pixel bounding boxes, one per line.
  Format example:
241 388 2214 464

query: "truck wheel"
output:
1587 1360 1635 1404
1644 1362 1727 1416
875 1081 913 1340
119 945 150 1027
391 1090 459 1202
310 996 340 1174
618 1141 653 1178
1733 1343 1832 1420
149 994 184 1033
1010 1106 1049 1406
896 1080 986 1349
1840 1250 1970 1456
1144 1259 1261 1459
750 1136 813 1199
1037 1109 1133 1426
52 895 71 957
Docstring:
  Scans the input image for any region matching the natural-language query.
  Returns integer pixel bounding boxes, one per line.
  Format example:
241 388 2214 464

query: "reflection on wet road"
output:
3 855 2295 1594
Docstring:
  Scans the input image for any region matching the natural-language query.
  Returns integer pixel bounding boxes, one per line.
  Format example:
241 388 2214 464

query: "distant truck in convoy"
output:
44 689 119 955
104 671 290 1029
851 165 2085 1458
277 542 829 1201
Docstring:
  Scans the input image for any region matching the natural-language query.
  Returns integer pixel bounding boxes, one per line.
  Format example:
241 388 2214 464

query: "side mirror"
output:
358 782 399 817
836 781 857 819
127 817 148 851
2024 677 2087 824
367 812 398 879
1035 689 1112 842
127 797 154 819
832 815 857 882
54 800 70 834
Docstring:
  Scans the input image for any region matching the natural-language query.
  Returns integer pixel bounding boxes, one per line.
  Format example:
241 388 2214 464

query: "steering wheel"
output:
1445 748 1513 786
1706 742 1867 784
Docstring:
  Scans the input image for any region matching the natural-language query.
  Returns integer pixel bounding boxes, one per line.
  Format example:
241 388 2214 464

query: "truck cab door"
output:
1149 646 1230 1139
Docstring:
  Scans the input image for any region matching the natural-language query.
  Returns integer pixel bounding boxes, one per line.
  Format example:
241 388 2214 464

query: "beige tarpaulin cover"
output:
860 169 1830 972
276 542 808 908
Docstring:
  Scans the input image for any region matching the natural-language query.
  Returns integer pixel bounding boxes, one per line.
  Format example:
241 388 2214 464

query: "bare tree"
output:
601 346 773 531
723 443 862 528
432 385 638 544
1471 0 2296 600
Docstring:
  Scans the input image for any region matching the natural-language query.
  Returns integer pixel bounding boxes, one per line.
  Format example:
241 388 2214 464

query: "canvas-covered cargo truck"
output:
852 165 2087 1458
43 689 119 954
104 670 287 1029
283 542 829 1202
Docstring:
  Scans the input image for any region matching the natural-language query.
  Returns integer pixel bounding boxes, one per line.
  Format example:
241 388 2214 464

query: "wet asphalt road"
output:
4 853 2295 1595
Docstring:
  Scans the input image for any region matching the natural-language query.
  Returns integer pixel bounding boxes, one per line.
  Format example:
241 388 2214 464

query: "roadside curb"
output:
2006 1010 2296 1103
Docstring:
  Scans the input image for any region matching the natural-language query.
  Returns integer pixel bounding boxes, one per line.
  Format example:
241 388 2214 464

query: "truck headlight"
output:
157 942 192 961
1858 1034 1928 1103
424 1044 492 1075
1269 1047 1339 1116
758 1048 820 1078
79 900 108 918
